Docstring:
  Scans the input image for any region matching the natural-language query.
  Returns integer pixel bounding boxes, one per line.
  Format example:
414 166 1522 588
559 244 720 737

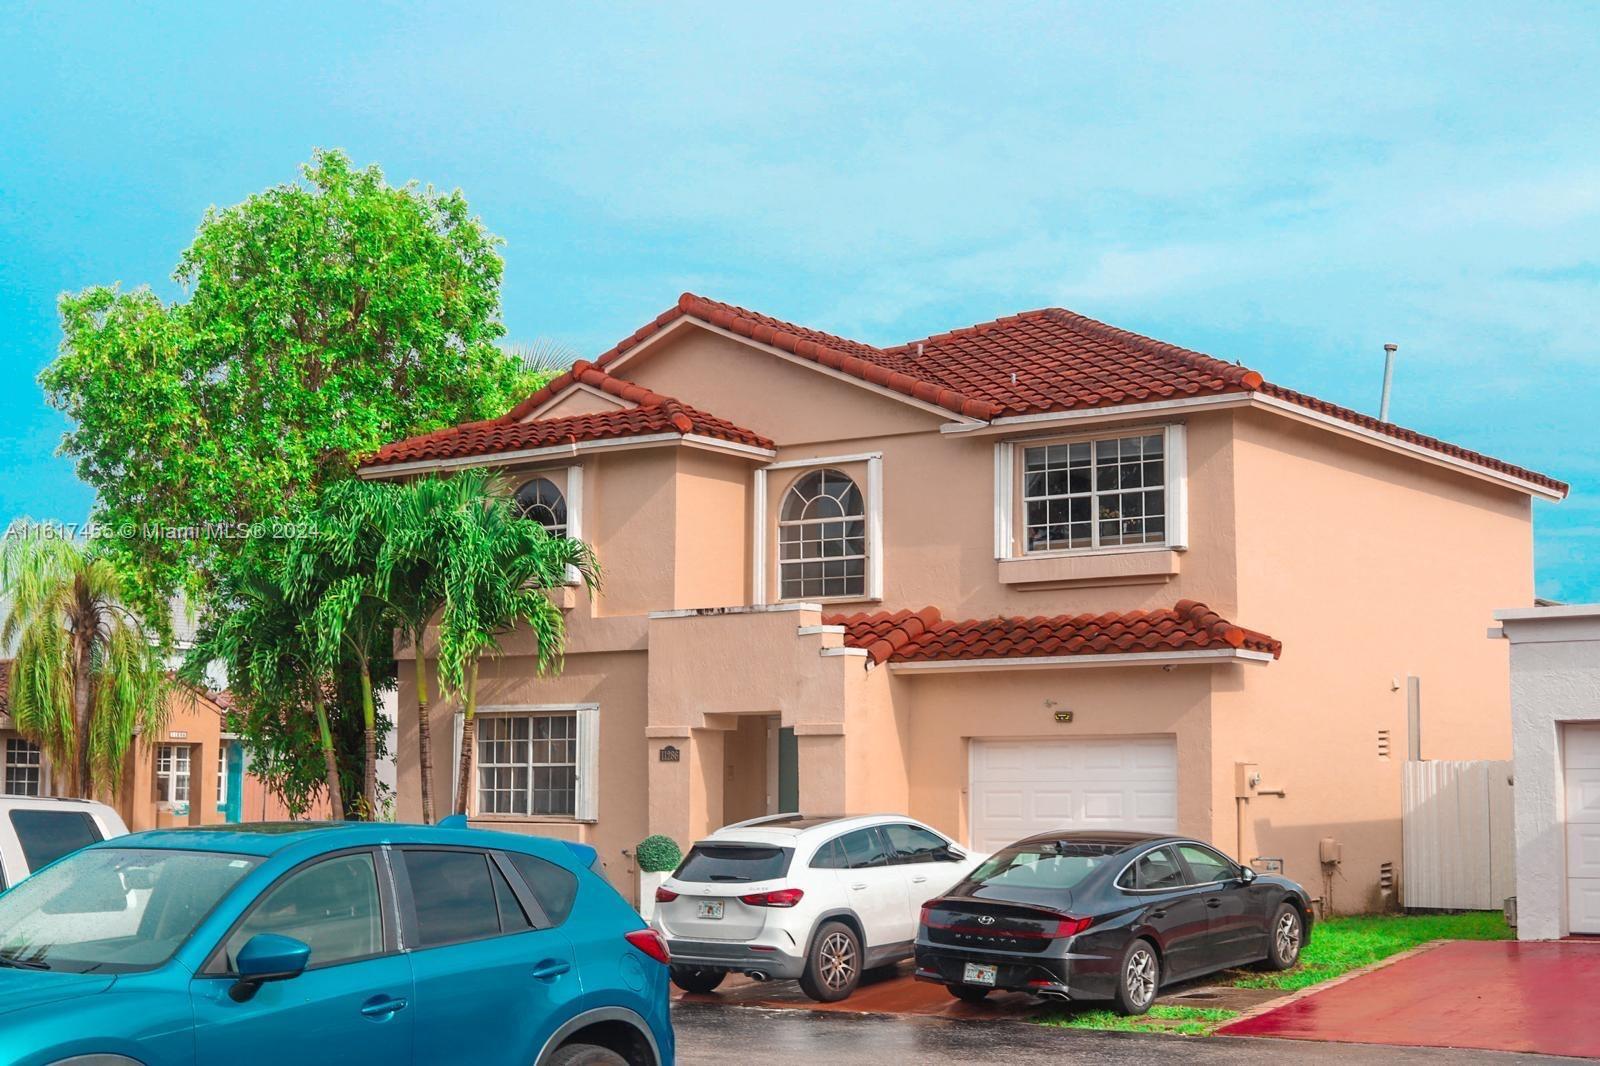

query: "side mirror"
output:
1238 866 1258 884
230 934 311 1002
942 848 967 863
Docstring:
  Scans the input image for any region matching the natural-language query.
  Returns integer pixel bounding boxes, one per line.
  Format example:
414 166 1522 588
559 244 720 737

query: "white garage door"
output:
1566 723 1600 935
968 736 1178 853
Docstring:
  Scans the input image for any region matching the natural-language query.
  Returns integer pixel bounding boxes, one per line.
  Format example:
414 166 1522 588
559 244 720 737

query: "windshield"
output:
0 847 260 974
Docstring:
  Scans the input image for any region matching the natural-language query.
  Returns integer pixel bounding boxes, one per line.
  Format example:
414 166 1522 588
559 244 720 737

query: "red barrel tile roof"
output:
364 362 773 468
823 601 1282 666
365 294 1564 495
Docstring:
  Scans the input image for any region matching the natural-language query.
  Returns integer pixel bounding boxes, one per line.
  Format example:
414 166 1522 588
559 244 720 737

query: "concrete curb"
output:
1214 939 1450 1032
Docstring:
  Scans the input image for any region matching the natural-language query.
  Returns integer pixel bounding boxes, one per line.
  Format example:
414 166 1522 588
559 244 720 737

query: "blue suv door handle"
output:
532 959 572 981
359 996 409 1019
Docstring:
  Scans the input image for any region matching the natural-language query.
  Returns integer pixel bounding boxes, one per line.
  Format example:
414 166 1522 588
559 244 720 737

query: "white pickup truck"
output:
0 796 128 888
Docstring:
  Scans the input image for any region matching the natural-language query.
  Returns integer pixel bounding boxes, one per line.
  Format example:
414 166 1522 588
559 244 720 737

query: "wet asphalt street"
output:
671 1002 1591 1065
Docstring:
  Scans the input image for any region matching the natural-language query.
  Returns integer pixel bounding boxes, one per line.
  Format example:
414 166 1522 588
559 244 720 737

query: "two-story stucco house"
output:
361 294 1565 913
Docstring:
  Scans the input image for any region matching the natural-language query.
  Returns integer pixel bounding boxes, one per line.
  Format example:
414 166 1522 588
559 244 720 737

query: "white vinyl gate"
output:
1402 760 1515 910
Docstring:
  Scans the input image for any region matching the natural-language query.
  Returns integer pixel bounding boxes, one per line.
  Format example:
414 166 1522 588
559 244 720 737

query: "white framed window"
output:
996 425 1187 557
4 738 41 797
754 452 884 605
514 476 568 537
156 744 191 806
469 704 599 821
778 469 867 600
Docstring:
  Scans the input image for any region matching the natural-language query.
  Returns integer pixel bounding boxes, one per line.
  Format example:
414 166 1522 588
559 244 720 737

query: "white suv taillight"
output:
738 887 804 907
655 886 679 903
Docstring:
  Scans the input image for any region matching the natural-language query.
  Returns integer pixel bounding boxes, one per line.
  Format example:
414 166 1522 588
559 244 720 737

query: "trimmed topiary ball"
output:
636 834 683 873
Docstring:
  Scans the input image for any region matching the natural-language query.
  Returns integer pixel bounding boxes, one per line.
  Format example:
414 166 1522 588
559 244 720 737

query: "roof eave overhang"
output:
882 648 1277 672
941 392 1566 502
604 315 990 425
358 432 776 479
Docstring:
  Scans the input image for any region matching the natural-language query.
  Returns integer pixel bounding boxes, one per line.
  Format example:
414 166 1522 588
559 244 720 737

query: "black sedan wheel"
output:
670 965 726 993
1263 903 1304 971
1112 938 1160 1015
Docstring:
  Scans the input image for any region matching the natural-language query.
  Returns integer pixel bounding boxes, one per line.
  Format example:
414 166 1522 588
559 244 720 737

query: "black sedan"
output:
913 831 1313 1014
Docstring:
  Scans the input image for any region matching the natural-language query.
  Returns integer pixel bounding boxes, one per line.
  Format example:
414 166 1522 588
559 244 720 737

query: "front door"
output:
398 847 583 1066
190 850 413 1065
1567 724 1600 934
778 726 799 814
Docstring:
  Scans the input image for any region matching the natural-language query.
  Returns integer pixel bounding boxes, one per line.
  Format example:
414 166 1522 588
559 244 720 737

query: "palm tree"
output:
430 476 596 816
284 481 395 817
183 544 345 817
370 474 479 824
0 522 167 798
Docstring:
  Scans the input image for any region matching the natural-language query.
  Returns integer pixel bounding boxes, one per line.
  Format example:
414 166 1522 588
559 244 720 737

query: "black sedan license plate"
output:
962 962 997 986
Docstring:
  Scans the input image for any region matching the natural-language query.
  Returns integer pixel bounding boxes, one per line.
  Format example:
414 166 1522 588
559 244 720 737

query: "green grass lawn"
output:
1227 910 1511 991
1038 1004 1237 1036
1035 910 1511 1036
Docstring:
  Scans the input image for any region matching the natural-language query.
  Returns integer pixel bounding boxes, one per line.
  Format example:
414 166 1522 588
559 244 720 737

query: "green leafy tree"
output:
429 478 597 816
40 149 523 605
0 523 167 797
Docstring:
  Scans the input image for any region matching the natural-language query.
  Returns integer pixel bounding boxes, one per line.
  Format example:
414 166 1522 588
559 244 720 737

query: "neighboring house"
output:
1494 604 1600 939
363 293 1565 911
0 661 319 828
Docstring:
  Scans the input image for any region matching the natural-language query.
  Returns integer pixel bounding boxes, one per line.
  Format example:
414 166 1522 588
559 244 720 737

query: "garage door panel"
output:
1568 767 1600 823
1568 824 1600 879
970 737 1177 850
1566 725 1600 770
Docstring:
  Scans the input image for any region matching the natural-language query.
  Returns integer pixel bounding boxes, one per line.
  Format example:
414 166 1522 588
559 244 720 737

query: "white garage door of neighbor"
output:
968 737 1178 853
1566 723 1600 935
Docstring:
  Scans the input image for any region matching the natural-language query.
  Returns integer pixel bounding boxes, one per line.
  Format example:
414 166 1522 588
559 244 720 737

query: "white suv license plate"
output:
963 963 997 986
697 900 725 920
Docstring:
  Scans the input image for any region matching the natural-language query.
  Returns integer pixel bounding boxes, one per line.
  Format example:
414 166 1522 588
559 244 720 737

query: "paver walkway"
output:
1218 939 1600 1059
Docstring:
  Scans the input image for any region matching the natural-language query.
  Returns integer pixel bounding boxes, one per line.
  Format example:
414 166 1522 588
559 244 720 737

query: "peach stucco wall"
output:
1215 408 1534 910
387 321 1541 913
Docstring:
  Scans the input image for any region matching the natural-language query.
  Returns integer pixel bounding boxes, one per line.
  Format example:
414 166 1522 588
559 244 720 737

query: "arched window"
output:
514 477 567 537
778 469 865 600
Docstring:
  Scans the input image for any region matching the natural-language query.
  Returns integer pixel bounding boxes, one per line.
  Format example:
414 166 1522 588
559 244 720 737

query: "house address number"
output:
1053 710 1073 723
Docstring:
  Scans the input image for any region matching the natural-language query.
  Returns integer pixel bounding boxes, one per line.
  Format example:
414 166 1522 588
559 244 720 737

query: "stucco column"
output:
794 725 847 816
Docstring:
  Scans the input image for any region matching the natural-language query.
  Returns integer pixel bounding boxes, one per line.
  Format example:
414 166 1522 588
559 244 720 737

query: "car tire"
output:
669 965 727 994
799 921 862 1002
1112 938 1160 1016
948 983 990 1003
547 1043 629 1066
1263 902 1304 971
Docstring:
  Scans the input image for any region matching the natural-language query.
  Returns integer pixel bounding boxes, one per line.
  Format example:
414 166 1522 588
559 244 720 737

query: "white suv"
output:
651 813 979 1001
0 796 128 888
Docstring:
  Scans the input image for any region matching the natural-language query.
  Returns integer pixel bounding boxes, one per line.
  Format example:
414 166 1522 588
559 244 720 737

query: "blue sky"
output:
2 2 1596 599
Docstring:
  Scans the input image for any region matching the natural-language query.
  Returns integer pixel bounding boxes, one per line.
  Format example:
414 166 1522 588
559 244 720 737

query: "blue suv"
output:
0 821 674 1065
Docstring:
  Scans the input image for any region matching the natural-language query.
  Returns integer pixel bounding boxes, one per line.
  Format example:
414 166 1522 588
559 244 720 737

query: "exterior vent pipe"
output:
1379 343 1398 423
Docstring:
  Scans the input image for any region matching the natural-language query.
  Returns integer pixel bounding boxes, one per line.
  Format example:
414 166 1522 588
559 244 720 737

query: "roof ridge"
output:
885 307 1058 353
1038 308 1264 391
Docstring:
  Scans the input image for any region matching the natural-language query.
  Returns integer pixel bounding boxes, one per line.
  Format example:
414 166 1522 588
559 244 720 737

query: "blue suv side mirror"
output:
230 934 312 1002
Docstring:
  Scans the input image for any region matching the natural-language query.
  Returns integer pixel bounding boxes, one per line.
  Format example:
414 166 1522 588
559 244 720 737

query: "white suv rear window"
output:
675 844 791 883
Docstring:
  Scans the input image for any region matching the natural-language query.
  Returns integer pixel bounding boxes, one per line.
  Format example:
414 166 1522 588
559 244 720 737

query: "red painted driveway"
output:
1219 939 1600 1058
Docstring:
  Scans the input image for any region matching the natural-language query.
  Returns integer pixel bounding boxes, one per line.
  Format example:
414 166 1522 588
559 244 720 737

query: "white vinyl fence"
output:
1402 760 1515 910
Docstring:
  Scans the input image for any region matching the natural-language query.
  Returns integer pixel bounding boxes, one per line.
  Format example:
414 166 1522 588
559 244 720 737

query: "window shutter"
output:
575 704 600 822
451 710 465 814
993 442 1014 559
564 464 585 586
1165 424 1189 549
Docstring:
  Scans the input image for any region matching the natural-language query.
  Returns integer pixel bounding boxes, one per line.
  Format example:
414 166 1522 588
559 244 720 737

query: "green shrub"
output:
636 834 683 873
